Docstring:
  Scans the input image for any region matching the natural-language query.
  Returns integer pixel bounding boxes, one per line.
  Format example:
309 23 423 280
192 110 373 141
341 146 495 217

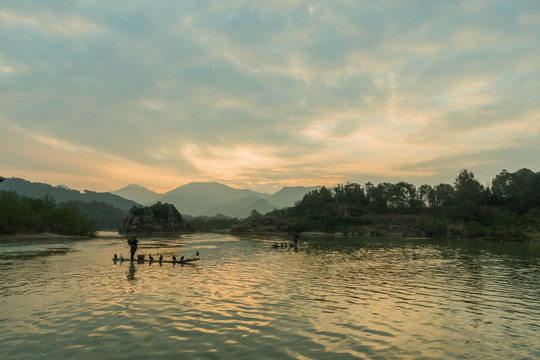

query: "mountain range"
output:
112 182 319 218
1 177 318 218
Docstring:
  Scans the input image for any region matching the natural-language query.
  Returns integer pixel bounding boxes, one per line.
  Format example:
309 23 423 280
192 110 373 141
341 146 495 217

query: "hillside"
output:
0 178 138 211
270 186 321 208
202 195 277 218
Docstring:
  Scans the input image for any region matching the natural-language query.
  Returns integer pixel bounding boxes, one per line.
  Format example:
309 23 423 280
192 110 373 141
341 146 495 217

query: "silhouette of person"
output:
128 236 138 260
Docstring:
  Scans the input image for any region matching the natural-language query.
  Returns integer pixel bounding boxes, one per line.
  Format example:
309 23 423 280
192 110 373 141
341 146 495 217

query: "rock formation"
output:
119 202 193 235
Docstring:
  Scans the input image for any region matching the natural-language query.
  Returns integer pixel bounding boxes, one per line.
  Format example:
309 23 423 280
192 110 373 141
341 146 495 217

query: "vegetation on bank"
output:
61 200 127 229
0 188 97 237
229 169 540 241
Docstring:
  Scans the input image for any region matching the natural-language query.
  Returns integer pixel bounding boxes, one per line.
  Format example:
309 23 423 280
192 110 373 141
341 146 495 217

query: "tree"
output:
48 205 95 235
333 183 367 207
491 168 540 212
431 184 455 207
297 187 333 209
454 169 485 207
365 182 386 207
491 169 512 203
418 184 432 207
385 182 406 208
248 209 262 219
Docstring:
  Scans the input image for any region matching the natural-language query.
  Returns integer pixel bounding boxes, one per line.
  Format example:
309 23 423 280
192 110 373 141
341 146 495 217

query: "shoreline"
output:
0 232 92 242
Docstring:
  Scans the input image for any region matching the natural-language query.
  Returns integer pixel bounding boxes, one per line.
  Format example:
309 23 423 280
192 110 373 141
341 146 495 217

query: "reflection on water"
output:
0 247 73 262
0 233 539 359
127 262 136 282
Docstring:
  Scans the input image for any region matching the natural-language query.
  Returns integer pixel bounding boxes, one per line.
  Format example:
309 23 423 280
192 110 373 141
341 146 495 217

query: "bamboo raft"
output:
113 255 199 264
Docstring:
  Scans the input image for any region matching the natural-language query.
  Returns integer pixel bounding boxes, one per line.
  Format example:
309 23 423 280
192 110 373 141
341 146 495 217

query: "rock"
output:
118 202 193 235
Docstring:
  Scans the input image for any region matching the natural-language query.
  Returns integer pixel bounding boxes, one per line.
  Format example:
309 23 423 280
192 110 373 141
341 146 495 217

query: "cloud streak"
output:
1 0 539 193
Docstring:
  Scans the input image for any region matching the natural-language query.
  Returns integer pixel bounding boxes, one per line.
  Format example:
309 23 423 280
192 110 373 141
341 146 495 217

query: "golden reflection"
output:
127 262 136 282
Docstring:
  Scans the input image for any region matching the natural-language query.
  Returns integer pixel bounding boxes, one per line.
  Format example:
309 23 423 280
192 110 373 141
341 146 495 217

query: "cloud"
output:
0 9 104 37
1 0 539 193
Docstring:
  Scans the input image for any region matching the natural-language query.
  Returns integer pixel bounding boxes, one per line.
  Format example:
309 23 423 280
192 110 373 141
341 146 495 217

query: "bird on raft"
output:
172 255 176 262
159 254 163 262
149 254 154 261
180 255 184 261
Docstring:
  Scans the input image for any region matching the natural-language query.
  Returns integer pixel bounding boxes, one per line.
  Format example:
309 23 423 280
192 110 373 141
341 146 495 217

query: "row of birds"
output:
272 242 307 248
148 254 184 262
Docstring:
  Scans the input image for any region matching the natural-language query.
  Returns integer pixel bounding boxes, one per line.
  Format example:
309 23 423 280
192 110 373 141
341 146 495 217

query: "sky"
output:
1 0 539 194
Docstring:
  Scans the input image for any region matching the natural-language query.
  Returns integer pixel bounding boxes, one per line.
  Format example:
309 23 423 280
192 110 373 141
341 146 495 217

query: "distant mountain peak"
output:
111 184 160 204
116 183 154 191
180 181 237 190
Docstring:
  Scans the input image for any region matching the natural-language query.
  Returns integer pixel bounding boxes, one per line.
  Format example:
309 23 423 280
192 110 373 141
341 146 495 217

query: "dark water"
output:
0 232 539 359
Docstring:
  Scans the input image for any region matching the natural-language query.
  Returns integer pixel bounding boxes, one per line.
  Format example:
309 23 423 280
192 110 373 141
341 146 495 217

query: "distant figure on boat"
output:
127 236 138 260
149 254 154 261
293 233 299 246
180 255 184 261
196 251 200 257
120 254 124 261
172 255 176 262
159 254 163 262
113 254 118 261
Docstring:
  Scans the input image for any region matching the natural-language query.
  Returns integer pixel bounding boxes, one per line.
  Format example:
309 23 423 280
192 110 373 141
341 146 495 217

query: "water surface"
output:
1 232 539 359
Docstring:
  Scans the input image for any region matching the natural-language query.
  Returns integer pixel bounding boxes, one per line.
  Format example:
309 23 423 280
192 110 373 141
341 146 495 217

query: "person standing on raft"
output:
127 236 138 260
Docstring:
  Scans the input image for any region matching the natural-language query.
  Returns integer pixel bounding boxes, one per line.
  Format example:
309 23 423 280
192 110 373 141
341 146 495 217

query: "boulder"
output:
119 202 193 235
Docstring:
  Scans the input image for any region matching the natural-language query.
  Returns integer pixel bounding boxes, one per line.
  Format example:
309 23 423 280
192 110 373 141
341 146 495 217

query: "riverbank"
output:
0 232 92 242
230 223 540 242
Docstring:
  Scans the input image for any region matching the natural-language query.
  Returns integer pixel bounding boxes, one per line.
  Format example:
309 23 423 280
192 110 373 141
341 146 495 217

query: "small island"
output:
119 202 193 235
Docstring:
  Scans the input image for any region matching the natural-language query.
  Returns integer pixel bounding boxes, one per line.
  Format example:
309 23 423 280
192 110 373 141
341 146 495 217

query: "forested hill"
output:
232 168 540 241
0 178 138 211
0 189 97 236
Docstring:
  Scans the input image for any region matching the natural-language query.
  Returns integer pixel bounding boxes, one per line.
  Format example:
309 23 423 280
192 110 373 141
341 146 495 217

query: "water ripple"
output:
0 235 539 359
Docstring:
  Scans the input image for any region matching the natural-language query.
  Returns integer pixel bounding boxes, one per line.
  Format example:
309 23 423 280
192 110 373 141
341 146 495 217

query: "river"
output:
0 232 539 359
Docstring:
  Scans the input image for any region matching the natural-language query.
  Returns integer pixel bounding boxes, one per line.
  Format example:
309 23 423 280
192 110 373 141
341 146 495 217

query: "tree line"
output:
232 169 540 240
296 168 540 211
0 185 97 236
